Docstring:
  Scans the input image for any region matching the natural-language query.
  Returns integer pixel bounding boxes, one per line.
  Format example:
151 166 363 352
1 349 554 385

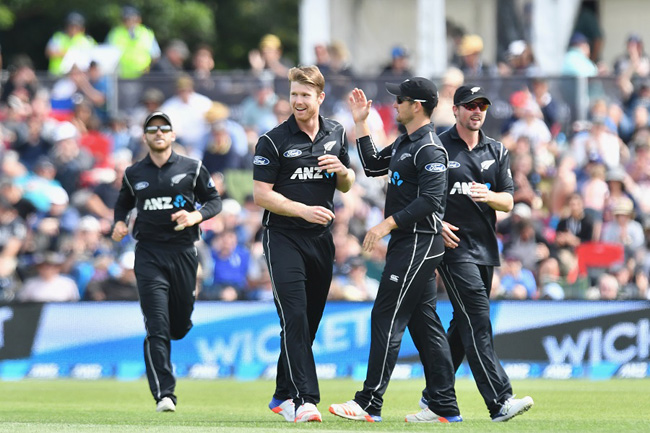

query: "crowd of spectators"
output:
1 7 649 303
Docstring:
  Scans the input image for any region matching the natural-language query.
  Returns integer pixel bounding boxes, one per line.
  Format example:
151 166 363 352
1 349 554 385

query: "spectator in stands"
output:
200 102 247 173
0 196 27 301
84 250 138 301
329 255 378 301
45 12 96 77
556 192 597 249
455 34 496 77
501 40 540 77
590 272 620 300
326 41 355 78
83 150 131 227
246 234 273 301
500 254 537 299
78 61 111 124
562 32 598 77
238 80 278 135
49 121 94 195
529 77 561 137
537 257 565 300
0 176 36 221
160 75 213 154
191 44 216 93
580 155 608 222
28 185 80 253
248 33 292 81
601 196 645 259
150 39 189 76
106 6 160 79
378 45 413 79
614 33 650 78
432 67 464 134
14 156 63 213
273 97 292 124
502 205 551 273
17 251 79 302
11 110 54 171
0 55 38 107
203 229 250 301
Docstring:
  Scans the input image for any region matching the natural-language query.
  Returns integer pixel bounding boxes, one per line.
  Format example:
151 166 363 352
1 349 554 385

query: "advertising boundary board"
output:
0 301 648 380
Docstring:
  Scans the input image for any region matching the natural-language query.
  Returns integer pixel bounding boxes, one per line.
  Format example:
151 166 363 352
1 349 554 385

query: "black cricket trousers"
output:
438 261 512 417
134 242 198 405
355 231 459 418
262 227 334 407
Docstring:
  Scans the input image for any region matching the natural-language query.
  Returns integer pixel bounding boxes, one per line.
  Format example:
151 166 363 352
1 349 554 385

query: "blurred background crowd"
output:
1 1 649 303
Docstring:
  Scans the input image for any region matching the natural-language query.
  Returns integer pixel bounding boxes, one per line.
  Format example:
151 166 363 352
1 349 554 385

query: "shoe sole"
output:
405 415 462 423
295 414 322 422
329 406 377 422
492 399 534 422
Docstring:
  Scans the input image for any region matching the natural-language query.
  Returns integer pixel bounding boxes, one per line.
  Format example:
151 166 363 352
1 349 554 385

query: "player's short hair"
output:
288 65 325 94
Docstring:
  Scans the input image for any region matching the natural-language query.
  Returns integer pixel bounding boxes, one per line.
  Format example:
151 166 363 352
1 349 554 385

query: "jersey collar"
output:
449 125 490 149
287 114 332 136
143 150 180 166
406 122 435 142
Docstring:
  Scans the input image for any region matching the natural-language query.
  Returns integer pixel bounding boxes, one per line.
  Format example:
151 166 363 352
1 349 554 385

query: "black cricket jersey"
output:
253 114 350 231
439 125 514 265
114 152 222 246
357 122 447 234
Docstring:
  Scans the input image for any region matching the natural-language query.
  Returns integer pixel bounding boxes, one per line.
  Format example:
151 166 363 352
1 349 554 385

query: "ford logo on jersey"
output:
253 156 270 165
134 181 149 190
283 149 302 158
449 161 461 168
425 163 447 172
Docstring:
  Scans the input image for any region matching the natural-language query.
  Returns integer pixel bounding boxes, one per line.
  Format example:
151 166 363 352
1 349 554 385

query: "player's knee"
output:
170 322 193 340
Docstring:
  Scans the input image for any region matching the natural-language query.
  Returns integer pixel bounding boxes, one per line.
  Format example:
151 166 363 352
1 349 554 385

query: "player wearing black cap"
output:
112 111 222 413
253 65 355 423
329 77 461 423
419 85 534 422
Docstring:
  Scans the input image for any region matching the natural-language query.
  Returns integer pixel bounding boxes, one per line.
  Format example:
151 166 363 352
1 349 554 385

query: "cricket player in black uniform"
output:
329 77 461 423
112 111 222 413
419 85 534 421
253 66 355 423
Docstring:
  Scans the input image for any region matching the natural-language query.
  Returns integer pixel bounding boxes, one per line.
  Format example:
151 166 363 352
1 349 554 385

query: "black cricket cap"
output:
143 111 172 129
386 77 438 104
453 85 492 105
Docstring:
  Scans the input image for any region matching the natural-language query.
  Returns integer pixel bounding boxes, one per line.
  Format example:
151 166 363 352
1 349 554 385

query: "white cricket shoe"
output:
156 397 176 412
269 397 295 422
491 396 534 422
405 407 462 423
329 400 382 422
294 402 322 423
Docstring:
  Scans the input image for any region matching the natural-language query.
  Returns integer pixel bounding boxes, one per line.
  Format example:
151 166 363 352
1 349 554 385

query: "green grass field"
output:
1 378 648 433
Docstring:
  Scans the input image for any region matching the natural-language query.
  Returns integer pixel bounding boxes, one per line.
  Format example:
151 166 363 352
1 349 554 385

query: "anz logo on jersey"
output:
290 166 334 180
143 194 187 210
450 181 492 195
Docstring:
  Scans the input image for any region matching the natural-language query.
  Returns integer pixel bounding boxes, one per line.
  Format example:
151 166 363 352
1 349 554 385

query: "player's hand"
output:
348 88 372 124
469 181 490 203
111 221 129 242
442 221 460 249
362 218 394 253
301 205 335 225
171 210 202 231
318 154 346 174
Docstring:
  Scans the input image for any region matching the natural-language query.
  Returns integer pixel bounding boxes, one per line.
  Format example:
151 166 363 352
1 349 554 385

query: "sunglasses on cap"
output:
460 101 489 112
396 95 427 104
145 125 173 134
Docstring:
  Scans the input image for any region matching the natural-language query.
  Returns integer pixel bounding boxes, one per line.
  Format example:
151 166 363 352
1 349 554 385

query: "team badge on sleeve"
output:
253 156 270 165
425 163 447 172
